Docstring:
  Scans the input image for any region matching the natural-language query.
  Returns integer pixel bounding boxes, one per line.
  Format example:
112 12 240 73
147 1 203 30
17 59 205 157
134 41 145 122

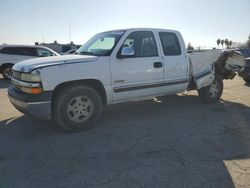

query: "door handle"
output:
154 62 162 68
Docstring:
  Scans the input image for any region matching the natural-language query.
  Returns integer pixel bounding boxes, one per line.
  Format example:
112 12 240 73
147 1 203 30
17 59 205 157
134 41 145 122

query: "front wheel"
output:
53 85 102 132
198 75 223 104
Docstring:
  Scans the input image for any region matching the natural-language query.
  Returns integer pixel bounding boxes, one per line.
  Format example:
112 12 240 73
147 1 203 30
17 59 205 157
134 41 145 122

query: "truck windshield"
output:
76 31 125 56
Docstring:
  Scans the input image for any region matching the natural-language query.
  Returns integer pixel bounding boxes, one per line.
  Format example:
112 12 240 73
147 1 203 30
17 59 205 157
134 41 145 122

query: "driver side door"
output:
110 31 164 102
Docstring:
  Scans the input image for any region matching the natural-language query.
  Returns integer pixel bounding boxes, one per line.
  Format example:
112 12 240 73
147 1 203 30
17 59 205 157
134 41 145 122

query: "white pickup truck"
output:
8 28 245 132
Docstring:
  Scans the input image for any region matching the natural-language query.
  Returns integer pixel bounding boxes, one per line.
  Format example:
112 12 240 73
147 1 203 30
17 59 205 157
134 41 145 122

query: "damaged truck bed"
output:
188 49 246 84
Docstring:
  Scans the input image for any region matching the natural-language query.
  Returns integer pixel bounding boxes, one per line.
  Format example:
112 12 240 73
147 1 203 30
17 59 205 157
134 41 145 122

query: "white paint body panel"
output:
110 29 164 102
158 30 189 94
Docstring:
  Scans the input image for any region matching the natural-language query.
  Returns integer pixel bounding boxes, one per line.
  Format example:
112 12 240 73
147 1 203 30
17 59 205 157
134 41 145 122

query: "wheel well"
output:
52 79 107 106
0 63 13 73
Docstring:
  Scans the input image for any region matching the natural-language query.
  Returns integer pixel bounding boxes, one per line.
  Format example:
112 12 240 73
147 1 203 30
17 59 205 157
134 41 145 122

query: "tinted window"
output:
19 48 36 56
36 48 53 57
121 31 158 57
0 47 16 55
159 32 181 56
0 47 36 56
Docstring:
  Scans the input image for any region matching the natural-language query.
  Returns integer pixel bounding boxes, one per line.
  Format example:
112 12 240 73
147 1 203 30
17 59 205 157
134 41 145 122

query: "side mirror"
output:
120 47 135 58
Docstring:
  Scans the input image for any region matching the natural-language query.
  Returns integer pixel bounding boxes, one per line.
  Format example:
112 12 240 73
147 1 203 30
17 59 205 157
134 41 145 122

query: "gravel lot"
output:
0 75 250 188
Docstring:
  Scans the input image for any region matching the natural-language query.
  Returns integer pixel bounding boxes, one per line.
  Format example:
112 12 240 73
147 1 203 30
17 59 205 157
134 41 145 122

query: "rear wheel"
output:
53 85 102 132
198 75 223 104
2 64 13 80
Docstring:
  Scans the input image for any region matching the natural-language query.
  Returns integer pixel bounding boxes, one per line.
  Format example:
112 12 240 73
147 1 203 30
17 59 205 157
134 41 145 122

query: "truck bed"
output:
188 49 245 89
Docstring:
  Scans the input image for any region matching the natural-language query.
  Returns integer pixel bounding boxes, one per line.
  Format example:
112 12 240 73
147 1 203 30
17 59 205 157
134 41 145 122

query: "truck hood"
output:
12 55 98 73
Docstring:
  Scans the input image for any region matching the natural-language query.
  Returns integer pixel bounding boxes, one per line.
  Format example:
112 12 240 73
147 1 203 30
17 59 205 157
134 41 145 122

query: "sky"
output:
0 0 249 49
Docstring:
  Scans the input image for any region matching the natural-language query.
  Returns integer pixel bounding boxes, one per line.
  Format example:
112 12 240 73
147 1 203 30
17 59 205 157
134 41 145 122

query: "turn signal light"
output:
21 87 43 94
31 88 43 94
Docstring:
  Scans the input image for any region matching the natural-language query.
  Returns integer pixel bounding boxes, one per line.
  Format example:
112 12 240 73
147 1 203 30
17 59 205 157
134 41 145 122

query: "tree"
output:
225 39 229 48
187 42 194 51
221 40 225 48
216 39 221 48
247 34 250 48
229 41 233 48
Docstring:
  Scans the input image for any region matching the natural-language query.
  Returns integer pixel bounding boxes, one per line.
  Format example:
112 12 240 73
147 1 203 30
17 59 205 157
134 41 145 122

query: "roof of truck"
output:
102 28 180 33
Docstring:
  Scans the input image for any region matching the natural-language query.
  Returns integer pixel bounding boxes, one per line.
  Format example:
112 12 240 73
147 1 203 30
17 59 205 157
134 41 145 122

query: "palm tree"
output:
229 41 233 48
221 40 225 49
225 39 229 48
217 39 221 49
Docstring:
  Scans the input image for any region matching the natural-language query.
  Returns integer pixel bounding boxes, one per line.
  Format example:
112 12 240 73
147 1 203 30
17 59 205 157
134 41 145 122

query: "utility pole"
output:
69 22 72 43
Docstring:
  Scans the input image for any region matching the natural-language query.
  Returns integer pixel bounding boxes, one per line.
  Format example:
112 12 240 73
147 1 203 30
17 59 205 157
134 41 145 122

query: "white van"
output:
0 45 59 79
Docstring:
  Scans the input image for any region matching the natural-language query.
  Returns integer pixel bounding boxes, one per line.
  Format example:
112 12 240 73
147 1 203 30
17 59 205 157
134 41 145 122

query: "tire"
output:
198 75 223 104
2 64 13 80
243 78 250 84
53 85 102 132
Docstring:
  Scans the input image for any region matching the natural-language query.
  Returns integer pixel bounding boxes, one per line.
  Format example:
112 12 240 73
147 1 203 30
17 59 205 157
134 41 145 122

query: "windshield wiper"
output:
77 51 95 56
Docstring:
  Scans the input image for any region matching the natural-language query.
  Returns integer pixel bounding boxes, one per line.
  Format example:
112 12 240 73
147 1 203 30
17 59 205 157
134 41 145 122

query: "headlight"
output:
12 73 43 94
21 73 41 82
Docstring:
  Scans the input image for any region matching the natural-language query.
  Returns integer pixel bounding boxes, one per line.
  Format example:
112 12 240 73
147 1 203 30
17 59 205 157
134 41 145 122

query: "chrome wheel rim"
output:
66 96 94 123
209 79 219 98
3 67 12 79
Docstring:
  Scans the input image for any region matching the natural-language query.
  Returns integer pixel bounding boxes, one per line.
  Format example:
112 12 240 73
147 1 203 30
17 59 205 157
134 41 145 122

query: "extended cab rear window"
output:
159 32 181 56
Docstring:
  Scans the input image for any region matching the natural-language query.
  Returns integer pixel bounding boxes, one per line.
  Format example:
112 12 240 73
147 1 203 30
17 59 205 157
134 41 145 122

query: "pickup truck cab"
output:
8 28 245 132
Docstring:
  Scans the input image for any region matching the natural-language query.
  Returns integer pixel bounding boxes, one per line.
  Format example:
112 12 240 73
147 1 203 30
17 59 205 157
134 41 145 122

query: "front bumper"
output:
8 86 52 120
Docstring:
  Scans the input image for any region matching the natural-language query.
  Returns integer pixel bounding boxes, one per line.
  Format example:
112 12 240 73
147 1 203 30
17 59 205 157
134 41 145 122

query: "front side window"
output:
120 31 158 57
36 48 53 57
159 32 181 56
76 31 125 56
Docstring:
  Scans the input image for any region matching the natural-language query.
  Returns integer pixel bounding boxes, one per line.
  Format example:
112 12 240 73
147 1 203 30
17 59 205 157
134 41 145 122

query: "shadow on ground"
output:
244 82 250 87
0 77 11 89
0 94 249 187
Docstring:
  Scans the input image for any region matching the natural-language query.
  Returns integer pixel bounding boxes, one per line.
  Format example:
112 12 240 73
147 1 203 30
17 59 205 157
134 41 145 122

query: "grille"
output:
12 71 21 80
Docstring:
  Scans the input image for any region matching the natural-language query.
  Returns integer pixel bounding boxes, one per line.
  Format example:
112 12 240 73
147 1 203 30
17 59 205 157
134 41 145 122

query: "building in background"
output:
35 41 81 54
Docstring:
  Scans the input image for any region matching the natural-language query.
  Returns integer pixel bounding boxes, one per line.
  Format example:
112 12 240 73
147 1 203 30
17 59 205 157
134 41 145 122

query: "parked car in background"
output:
239 57 250 84
61 49 77 55
0 45 59 79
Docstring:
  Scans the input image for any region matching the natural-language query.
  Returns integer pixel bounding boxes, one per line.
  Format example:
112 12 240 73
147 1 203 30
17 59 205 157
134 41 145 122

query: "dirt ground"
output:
0 75 250 188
